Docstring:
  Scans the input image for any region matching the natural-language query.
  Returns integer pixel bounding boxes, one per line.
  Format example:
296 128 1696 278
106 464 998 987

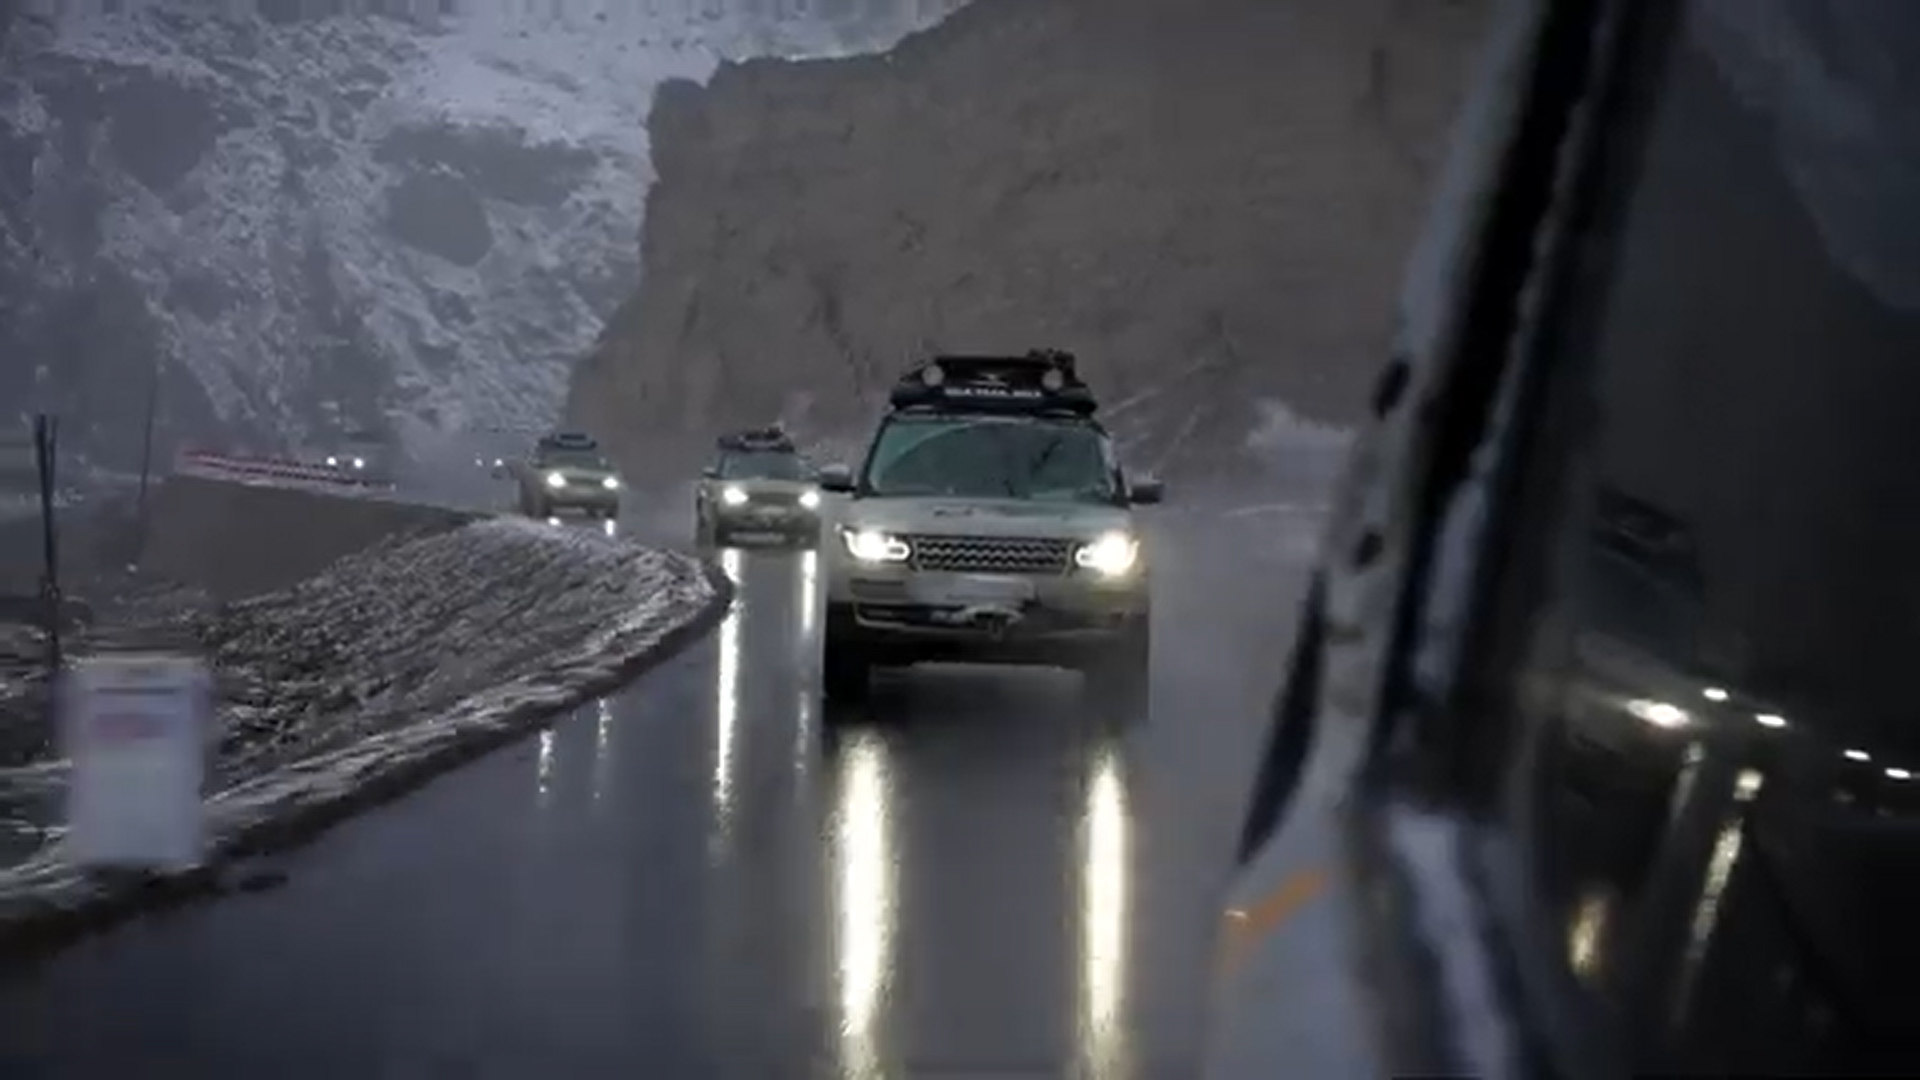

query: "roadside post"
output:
59 650 213 872
33 412 60 672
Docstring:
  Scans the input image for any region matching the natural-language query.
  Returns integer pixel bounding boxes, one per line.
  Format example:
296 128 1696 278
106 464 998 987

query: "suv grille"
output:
905 534 1073 574
750 490 801 506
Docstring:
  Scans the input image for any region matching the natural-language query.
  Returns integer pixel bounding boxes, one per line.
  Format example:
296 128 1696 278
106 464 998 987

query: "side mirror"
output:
701 465 720 480
818 464 855 493
1128 476 1164 505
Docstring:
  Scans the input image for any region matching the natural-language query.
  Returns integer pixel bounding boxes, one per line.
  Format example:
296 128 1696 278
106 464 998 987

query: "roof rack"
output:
888 349 1097 415
717 425 797 453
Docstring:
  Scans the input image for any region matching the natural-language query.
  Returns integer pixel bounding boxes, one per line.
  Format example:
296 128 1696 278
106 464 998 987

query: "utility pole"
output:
34 412 62 673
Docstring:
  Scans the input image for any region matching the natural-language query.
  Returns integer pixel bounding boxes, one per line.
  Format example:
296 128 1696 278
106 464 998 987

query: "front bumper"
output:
715 504 820 534
544 487 620 511
827 568 1147 664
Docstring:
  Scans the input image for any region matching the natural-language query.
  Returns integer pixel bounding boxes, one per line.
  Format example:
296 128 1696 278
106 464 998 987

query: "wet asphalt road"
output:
0 497 1319 1079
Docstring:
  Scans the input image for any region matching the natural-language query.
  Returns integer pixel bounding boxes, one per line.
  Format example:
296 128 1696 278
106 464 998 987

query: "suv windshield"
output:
863 415 1118 502
720 450 807 480
539 445 607 469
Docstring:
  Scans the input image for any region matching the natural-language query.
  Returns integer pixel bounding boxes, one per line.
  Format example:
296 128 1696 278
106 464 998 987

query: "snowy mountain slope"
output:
0 1 963 478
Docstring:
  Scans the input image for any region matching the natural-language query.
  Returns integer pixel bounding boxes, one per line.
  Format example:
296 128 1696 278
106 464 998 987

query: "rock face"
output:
570 0 1492 480
0 1 958 479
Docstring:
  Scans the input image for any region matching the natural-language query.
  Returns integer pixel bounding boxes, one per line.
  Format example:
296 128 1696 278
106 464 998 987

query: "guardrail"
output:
175 450 393 490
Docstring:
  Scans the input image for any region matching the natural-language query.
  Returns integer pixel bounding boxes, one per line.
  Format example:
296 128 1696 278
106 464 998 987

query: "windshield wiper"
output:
1017 435 1071 498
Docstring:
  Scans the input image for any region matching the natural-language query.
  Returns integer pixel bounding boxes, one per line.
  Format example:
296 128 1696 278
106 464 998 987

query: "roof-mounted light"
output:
888 351 1099 415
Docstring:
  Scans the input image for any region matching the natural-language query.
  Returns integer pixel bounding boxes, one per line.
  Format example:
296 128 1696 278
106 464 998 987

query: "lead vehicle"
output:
818 349 1163 708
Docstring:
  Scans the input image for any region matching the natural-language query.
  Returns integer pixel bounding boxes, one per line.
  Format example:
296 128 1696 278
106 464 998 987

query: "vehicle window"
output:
539 446 606 468
1465 3 1920 1072
719 450 807 480
1580 494 1706 663
862 416 1118 502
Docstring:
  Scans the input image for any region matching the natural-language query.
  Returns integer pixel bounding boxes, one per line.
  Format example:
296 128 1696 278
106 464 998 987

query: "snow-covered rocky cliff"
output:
0 0 963 478
568 0 1490 482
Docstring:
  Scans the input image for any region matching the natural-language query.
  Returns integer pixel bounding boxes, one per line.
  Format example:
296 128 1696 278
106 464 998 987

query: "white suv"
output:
817 350 1164 709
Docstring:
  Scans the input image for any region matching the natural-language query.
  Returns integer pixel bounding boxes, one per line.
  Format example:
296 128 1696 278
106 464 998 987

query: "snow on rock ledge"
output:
0 514 729 944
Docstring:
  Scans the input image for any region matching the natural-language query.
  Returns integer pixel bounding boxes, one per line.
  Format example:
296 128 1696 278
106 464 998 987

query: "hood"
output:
839 496 1132 539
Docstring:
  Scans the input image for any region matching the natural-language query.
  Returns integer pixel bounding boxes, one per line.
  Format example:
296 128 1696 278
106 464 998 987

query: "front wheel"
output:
1081 618 1151 719
823 633 871 704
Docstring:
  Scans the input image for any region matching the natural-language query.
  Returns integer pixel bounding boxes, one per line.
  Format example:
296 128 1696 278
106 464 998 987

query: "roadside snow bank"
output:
0 515 727 945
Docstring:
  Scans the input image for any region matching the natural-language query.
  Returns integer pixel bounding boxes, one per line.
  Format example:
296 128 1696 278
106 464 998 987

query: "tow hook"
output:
957 604 1023 636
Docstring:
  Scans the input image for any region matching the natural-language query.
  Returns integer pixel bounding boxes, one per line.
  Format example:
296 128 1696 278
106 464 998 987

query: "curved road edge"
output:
0 535 737 963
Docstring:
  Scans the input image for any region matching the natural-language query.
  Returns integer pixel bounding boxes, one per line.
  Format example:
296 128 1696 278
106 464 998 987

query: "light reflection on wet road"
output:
0 510 1308 1079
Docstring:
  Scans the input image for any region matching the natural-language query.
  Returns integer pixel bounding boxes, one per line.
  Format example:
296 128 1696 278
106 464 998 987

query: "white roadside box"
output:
59 652 213 871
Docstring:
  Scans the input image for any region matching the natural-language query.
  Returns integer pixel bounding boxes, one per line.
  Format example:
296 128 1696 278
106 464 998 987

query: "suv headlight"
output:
841 528 910 563
721 485 748 506
546 471 566 488
799 489 821 509
602 475 621 491
1075 532 1140 576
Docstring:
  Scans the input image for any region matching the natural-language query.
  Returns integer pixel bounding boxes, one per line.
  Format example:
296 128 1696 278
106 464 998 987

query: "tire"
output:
823 632 871 703
1082 617 1151 718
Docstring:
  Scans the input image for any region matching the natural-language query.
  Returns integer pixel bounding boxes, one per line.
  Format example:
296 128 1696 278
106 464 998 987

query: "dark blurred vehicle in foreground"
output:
1207 1 1920 1077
